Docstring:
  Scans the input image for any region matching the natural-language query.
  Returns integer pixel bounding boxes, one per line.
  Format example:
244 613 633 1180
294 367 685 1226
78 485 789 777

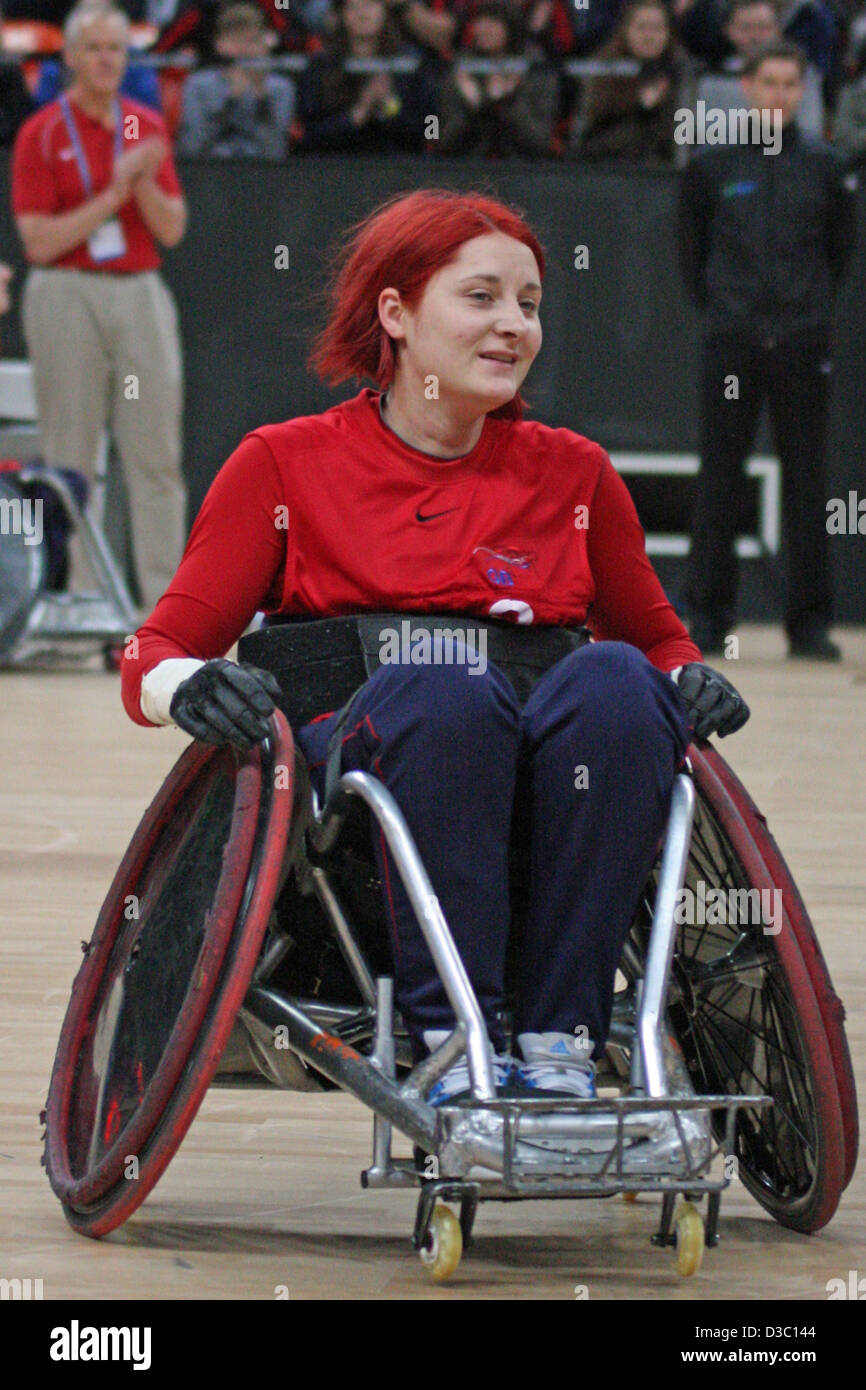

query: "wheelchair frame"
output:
231 746 771 1276
0 464 137 665
43 709 857 1282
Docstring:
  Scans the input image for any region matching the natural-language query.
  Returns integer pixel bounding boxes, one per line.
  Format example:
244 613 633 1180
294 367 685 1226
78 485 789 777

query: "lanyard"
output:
59 95 124 200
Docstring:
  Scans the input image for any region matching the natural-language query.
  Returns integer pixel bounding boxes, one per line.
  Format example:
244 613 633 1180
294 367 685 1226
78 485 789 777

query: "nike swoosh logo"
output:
415 507 458 523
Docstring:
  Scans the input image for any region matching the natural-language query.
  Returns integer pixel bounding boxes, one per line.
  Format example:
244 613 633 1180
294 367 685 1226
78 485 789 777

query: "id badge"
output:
88 217 127 263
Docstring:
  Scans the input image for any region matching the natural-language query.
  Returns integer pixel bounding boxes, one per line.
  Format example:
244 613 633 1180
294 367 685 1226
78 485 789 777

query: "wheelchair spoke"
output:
680 957 816 1139
694 989 810 1079
684 998 814 1194
762 982 817 1156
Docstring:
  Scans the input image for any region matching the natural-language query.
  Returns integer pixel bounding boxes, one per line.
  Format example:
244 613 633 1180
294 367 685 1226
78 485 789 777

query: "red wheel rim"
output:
684 740 849 1229
690 741 858 1191
44 713 295 1233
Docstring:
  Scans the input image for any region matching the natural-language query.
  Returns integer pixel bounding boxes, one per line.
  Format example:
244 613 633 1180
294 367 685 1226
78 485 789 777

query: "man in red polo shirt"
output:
11 2 188 612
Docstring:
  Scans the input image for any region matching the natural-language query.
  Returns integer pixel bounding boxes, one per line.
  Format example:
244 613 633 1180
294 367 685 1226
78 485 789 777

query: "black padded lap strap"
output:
238 611 592 803
239 611 591 725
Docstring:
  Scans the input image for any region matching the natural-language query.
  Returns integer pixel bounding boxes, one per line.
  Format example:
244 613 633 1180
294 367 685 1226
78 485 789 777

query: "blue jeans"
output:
295 642 690 1059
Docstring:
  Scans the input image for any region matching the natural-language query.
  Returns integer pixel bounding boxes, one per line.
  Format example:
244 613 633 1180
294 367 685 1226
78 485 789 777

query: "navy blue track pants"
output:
296 641 690 1059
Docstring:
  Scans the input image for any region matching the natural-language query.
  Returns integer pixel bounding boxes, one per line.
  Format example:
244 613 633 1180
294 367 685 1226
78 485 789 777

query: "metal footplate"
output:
18 591 132 642
432 1092 774 1195
4 464 137 665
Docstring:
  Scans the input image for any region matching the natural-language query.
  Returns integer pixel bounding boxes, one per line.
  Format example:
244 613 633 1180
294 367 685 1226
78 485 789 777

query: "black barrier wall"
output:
1 154 864 620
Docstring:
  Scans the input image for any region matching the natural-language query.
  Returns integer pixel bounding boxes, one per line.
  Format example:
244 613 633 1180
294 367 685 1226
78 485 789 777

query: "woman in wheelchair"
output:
121 187 749 1108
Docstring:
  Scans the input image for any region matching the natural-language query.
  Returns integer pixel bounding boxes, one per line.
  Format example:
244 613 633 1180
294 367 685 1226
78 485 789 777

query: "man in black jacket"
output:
678 40 857 659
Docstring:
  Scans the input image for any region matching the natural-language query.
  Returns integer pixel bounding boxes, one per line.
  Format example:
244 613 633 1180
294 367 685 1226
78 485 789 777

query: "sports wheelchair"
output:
42 619 858 1282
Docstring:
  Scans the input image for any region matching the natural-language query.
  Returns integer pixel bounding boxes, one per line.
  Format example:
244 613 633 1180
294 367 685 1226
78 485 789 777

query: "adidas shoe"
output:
516 1031 597 1099
511 1031 611 1160
423 1029 512 1106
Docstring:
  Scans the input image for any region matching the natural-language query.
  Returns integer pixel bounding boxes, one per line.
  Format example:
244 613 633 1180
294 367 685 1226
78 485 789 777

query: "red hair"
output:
307 187 546 421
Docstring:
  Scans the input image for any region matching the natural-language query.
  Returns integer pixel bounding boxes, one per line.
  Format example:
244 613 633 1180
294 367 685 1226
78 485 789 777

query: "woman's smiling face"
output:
380 232 543 413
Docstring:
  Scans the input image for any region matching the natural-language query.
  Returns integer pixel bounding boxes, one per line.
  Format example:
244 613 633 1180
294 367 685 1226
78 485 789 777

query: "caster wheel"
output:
674 1201 705 1277
419 1203 462 1282
622 1191 639 1203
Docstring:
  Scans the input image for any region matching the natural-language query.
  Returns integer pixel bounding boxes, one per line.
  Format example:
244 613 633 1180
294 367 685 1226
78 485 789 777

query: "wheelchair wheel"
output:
42 713 294 1238
627 742 852 1234
0 474 46 661
691 743 858 1191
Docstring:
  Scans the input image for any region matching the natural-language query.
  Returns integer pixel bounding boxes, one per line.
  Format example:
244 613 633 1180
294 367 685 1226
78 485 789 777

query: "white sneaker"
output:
423 1029 511 1106
516 1031 597 1099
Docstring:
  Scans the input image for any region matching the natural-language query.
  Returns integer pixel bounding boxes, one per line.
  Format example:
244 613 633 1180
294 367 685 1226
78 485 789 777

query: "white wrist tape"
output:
140 657 207 726
669 665 683 684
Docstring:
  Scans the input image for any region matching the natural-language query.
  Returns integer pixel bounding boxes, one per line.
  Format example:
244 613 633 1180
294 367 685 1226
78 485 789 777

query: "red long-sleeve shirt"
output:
121 387 701 726
12 96 182 274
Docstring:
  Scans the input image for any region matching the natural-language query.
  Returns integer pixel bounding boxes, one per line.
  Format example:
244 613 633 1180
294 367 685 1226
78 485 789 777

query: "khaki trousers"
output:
22 267 185 612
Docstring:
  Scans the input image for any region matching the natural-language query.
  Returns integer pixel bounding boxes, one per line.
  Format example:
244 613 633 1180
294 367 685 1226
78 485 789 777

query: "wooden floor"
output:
1 624 864 1300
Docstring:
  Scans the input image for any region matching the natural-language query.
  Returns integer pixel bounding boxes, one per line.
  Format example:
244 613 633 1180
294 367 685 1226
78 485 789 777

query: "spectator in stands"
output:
678 40 857 659
153 0 325 59
675 0 839 86
675 0 745 63
437 0 559 154
443 0 602 63
569 0 694 161
405 0 613 69
0 11 35 143
372 0 458 71
561 0 627 56
10 2 187 612
295 0 434 152
693 0 825 137
361 0 611 91
176 2 295 156
516 0 596 147
775 0 838 78
833 25 866 159
31 0 163 109
520 0 574 60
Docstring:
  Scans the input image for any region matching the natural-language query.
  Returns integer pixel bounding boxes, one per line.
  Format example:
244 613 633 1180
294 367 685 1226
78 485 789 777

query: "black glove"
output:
675 662 750 740
169 659 283 748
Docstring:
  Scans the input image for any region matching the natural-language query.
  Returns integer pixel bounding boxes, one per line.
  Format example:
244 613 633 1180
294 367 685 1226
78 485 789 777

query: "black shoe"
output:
788 623 841 662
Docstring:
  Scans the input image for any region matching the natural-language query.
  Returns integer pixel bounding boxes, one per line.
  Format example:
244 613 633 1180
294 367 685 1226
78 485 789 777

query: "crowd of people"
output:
1 0 866 160
1 0 859 655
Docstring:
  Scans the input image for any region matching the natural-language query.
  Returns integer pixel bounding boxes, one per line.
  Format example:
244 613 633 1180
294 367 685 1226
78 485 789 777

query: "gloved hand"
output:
675 662 750 740
169 658 283 748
